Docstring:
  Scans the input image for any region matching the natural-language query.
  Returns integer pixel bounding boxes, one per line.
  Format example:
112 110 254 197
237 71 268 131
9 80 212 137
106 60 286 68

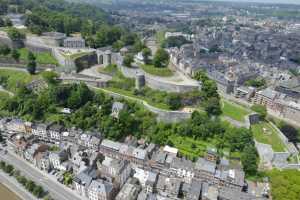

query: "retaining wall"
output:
100 88 192 123
118 64 200 93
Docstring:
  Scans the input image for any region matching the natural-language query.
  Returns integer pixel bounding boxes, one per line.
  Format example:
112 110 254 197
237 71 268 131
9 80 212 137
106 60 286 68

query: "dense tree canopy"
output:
268 170 300 200
153 48 169 68
7 27 25 41
161 36 191 48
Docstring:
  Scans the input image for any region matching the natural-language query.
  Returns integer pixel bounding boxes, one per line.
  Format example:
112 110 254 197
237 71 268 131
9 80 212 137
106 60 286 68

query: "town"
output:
0 0 299 200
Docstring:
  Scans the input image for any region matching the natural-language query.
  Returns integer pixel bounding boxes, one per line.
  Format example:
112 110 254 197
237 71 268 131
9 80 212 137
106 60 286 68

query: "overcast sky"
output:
208 0 300 4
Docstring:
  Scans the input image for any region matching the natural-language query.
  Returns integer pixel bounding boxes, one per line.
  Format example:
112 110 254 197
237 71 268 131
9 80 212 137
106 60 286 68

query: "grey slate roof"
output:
195 158 216 174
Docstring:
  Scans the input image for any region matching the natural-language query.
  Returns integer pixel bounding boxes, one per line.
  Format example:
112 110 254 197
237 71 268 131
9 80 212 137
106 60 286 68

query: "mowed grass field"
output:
221 100 251 122
252 122 286 152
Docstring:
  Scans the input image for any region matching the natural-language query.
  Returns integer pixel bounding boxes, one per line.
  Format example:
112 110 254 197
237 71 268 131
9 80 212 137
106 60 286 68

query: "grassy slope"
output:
0 69 34 92
140 64 173 77
221 100 251 122
18 48 58 65
252 122 286 152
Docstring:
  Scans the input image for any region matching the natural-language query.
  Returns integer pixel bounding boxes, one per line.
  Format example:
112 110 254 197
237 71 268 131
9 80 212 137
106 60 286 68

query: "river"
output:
0 183 21 200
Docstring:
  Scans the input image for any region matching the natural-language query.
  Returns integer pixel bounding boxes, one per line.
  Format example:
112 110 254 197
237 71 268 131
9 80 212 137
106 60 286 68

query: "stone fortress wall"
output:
115 54 200 93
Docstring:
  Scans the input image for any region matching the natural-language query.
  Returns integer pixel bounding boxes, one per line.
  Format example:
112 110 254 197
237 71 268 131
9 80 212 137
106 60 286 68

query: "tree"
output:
25 180 36 192
33 185 44 197
279 123 300 143
123 54 134 67
161 36 191 48
0 17 4 27
41 71 59 84
153 48 169 68
165 93 182 110
204 97 222 116
27 51 36 74
4 18 12 27
7 27 25 41
245 78 266 88
251 104 267 120
16 176 27 186
11 49 20 61
142 48 152 64
0 44 11 55
4 164 14 175
241 144 258 176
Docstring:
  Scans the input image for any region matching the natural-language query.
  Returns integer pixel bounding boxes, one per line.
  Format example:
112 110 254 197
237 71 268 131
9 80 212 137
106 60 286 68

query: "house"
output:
49 150 69 170
163 145 178 157
252 88 280 109
97 156 131 187
0 118 10 131
205 148 218 162
48 124 64 142
111 102 125 118
7 134 28 156
235 86 256 101
218 187 254 200
88 179 114 200
145 171 158 193
115 178 141 200
34 151 51 172
215 168 245 190
170 157 194 183
99 139 122 159
202 183 218 200
24 143 48 163
6 119 25 133
31 123 48 141
74 167 98 197
63 37 85 49
156 175 181 199
78 133 101 150
185 179 202 200
194 158 216 183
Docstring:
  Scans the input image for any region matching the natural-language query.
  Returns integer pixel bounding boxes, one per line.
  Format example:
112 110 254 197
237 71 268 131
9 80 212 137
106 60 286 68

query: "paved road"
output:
0 171 37 200
0 152 82 200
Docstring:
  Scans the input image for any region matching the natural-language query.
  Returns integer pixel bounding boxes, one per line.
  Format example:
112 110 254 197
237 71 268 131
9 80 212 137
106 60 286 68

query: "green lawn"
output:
222 100 251 122
69 52 91 60
155 30 166 46
252 122 286 152
0 69 34 92
97 64 118 75
18 48 58 65
103 87 171 110
140 64 173 77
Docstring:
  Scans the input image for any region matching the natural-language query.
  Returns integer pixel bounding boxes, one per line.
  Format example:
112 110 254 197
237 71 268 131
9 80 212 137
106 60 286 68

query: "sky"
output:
207 0 300 5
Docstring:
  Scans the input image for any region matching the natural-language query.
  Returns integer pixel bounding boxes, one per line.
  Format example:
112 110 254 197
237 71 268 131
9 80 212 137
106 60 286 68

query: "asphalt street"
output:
0 151 82 200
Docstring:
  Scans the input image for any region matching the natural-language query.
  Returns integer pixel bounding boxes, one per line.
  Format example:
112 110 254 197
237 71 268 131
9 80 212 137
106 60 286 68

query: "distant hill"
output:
75 0 300 5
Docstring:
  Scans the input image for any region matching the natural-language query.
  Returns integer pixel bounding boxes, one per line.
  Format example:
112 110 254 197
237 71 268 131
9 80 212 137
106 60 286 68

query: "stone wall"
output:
117 64 200 93
24 42 52 53
0 36 12 47
100 88 192 123
74 52 98 72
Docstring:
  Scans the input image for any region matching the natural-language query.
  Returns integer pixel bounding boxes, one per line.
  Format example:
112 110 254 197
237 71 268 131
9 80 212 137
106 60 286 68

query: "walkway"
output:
0 151 83 200
0 170 37 200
